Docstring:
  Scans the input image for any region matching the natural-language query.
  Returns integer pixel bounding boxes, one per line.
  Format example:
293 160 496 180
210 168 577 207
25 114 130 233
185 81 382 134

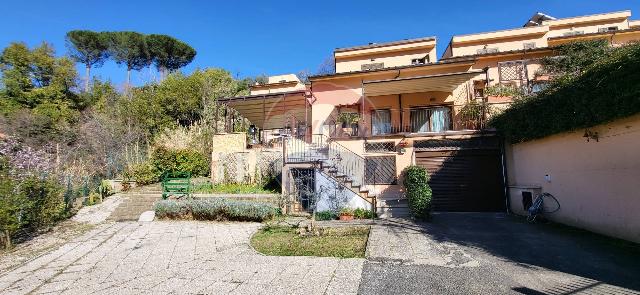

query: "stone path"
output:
72 195 123 225
366 218 479 267
0 221 363 295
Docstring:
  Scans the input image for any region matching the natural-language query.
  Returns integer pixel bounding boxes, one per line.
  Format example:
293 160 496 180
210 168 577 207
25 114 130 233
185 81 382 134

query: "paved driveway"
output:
361 213 640 295
0 222 363 295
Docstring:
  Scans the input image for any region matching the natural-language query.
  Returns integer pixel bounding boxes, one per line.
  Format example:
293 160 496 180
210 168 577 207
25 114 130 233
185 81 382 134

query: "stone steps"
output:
376 198 410 218
107 194 161 221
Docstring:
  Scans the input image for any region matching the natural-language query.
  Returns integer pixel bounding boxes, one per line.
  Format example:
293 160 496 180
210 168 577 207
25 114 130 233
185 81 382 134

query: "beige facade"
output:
249 74 306 95
442 10 640 59
221 9 640 224
505 114 640 243
334 37 437 73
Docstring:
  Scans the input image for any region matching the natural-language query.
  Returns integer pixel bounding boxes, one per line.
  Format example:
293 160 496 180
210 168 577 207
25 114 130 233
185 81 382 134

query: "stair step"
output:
376 205 411 218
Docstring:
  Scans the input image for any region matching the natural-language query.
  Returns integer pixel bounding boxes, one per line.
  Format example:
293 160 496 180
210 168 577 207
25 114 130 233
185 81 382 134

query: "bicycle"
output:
527 192 561 222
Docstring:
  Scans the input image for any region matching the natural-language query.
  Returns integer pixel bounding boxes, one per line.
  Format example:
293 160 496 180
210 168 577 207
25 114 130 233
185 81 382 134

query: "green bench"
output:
161 172 192 200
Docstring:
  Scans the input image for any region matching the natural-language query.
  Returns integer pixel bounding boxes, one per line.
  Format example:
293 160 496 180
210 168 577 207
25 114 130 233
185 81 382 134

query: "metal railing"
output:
325 136 365 188
284 134 327 163
284 134 365 187
323 103 510 138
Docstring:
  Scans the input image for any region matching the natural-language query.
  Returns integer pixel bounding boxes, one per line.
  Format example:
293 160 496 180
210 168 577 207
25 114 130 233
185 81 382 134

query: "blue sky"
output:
1 0 638 87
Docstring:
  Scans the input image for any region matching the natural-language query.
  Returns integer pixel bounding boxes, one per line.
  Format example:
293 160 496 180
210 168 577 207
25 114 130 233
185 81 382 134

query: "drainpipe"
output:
398 94 403 132
500 138 511 214
361 79 365 138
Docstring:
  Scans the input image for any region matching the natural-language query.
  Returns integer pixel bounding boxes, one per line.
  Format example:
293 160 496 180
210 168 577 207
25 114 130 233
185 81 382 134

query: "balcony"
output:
325 102 497 139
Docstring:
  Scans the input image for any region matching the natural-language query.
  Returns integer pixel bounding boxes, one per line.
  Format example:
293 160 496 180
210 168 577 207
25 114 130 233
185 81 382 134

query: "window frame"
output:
370 109 392 135
409 105 453 133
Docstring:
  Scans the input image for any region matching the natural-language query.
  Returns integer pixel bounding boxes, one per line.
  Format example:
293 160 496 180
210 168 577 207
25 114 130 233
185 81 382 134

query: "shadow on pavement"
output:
378 213 640 292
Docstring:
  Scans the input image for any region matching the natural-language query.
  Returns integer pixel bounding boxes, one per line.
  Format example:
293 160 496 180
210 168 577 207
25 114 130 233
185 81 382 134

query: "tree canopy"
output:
146 34 196 78
106 31 150 84
65 30 110 91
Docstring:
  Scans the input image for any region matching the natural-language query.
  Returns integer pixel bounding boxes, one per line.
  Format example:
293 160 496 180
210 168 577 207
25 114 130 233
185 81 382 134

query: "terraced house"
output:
218 10 640 217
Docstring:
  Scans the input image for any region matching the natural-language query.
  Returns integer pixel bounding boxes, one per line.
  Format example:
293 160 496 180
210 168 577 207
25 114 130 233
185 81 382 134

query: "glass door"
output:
371 110 391 135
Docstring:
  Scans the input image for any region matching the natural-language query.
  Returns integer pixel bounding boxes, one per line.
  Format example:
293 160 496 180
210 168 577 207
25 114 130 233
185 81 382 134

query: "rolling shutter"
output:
415 149 504 212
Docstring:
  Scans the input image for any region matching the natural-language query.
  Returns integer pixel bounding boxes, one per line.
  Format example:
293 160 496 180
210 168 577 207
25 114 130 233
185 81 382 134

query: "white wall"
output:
315 170 371 212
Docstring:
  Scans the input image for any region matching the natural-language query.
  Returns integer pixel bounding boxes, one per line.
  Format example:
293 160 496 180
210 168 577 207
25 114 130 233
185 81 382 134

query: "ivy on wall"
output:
490 41 640 143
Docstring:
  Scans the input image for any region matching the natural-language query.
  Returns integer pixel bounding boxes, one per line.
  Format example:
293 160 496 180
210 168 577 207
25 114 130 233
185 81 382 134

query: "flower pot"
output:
342 127 353 137
339 214 354 221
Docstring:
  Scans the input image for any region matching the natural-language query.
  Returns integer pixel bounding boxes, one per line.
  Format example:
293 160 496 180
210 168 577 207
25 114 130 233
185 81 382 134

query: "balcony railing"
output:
324 103 500 138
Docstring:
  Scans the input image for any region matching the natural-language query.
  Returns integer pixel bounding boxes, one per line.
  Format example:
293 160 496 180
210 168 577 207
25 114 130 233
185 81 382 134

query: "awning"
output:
363 70 485 96
218 91 309 130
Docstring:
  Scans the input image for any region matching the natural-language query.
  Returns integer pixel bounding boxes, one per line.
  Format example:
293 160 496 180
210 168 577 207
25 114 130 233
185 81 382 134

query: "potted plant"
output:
459 100 494 130
337 112 360 136
339 208 355 221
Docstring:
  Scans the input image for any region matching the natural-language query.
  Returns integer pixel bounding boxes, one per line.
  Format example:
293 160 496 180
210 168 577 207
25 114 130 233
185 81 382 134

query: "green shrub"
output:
315 210 337 221
98 180 114 199
0 175 27 249
154 200 191 219
154 199 277 222
20 176 66 229
403 166 432 220
151 146 209 177
128 162 160 185
353 208 374 219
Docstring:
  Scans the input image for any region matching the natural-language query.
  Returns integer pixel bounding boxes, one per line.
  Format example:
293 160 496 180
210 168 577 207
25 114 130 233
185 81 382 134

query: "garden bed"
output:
250 226 369 258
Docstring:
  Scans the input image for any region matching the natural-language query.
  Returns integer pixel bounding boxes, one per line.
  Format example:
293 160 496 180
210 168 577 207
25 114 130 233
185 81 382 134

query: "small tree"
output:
66 30 110 92
403 165 432 220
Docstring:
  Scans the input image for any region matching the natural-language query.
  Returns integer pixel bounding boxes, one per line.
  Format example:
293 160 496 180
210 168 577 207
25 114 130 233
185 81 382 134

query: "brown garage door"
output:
415 149 505 212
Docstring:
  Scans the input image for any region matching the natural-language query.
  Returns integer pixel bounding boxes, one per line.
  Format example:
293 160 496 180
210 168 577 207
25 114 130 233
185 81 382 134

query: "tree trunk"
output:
125 67 132 97
160 66 167 81
85 64 91 92
3 230 11 250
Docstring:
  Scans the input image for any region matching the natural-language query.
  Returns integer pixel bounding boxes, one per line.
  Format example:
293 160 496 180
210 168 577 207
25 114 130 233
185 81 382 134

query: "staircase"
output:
285 134 410 218
107 187 162 221
285 135 375 207
376 198 410 218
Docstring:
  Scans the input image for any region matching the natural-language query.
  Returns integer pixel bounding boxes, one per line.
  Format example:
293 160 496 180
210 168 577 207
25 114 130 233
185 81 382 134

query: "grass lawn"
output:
192 183 278 194
250 226 369 258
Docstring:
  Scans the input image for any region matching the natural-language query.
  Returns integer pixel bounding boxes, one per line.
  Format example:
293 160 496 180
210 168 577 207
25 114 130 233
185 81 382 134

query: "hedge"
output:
154 199 277 222
490 42 640 143
402 166 432 220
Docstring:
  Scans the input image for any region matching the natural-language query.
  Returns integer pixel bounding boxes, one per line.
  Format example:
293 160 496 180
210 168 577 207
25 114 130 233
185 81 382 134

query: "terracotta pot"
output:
339 214 354 221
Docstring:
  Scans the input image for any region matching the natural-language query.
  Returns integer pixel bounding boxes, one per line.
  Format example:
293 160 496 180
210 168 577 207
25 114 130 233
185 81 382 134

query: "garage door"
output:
415 149 505 212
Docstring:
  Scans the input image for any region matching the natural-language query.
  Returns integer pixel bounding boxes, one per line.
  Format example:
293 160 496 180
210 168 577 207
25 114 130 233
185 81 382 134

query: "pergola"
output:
362 70 486 96
217 90 311 140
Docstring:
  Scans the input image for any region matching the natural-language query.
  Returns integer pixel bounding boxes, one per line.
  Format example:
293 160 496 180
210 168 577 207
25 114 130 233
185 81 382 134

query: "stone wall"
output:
211 133 246 153
211 148 282 185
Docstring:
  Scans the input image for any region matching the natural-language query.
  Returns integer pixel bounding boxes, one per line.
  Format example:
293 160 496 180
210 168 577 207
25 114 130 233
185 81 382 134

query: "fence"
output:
211 149 283 185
